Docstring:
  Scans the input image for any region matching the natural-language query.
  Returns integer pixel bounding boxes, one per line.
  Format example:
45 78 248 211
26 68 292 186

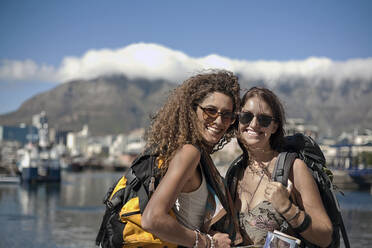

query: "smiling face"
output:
239 96 278 151
196 92 234 146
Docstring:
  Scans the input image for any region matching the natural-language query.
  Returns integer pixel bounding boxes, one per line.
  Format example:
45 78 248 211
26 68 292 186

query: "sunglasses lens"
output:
258 115 273 127
199 105 235 124
222 112 235 123
203 107 218 118
239 112 254 124
239 112 273 127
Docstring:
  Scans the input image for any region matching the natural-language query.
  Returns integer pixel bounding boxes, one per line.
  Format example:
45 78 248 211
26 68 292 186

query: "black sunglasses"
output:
239 111 275 127
198 105 236 124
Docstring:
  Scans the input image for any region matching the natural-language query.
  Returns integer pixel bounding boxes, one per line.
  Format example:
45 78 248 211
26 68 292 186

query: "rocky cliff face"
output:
0 74 371 136
0 75 175 135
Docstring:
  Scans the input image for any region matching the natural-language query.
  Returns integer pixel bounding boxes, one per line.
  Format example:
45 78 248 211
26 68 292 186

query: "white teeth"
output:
247 130 259 135
207 126 221 134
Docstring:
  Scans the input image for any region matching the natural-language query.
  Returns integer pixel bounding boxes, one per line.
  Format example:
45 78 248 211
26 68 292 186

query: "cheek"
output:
270 123 278 134
238 123 245 133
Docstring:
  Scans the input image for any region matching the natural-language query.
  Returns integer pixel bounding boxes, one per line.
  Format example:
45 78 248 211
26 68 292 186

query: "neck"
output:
246 145 275 163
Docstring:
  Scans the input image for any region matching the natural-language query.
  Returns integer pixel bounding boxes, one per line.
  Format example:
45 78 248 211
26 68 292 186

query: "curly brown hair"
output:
146 70 240 174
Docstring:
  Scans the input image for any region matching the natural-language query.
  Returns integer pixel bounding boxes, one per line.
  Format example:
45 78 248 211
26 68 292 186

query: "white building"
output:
66 125 90 156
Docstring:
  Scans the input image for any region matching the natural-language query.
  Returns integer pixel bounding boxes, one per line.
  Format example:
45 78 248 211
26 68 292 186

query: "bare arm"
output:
266 159 333 247
290 159 333 247
141 144 200 246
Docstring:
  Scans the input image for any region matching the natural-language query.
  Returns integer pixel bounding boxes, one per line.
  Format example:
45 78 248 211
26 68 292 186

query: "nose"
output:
214 115 224 126
249 116 259 128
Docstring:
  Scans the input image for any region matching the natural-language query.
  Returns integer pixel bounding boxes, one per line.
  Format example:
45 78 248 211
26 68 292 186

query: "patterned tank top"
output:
238 200 290 246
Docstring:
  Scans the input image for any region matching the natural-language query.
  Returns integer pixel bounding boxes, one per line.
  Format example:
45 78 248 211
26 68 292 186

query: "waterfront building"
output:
285 118 319 140
66 125 90 156
0 124 38 145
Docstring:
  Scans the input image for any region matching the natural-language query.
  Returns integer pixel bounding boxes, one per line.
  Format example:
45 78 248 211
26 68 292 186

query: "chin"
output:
241 136 265 148
205 137 220 146
202 133 223 147
241 135 260 144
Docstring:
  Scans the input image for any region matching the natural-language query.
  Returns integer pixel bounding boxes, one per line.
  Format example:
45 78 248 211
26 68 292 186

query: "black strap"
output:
96 178 125 246
95 207 111 245
339 213 351 248
292 212 312 233
272 152 297 187
125 168 149 213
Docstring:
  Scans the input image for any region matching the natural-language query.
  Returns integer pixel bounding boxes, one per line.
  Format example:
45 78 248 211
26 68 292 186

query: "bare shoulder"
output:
292 158 310 175
168 144 201 170
178 144 201 156
292 158 318 192
175 144 201 160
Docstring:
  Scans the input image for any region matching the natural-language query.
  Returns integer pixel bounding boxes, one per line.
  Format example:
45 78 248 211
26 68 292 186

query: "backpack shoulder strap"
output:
272 152 297 187
125 157 156 213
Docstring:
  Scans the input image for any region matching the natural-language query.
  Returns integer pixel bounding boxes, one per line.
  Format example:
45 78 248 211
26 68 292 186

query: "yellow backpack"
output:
95 153 177 248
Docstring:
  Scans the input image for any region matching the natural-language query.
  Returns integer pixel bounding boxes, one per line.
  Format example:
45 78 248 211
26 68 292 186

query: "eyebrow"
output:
204 105 233 112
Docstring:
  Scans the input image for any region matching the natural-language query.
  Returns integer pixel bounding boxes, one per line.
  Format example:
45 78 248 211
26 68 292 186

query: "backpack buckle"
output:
276 169 284 177
126 169 141 190
129 176 141 191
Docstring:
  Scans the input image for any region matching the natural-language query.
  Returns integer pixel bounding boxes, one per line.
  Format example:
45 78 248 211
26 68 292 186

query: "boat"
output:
18 145 61 183
17 111 61 183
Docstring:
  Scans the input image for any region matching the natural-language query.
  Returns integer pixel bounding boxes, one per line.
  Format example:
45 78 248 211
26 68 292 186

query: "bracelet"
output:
206 234 214 248
193 229 201 248
293 212 312 233
280 201 292 215
205 234 210 248
286 205 300 222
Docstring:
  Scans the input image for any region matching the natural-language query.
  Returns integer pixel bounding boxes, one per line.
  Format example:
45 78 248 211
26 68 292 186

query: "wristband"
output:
293 212 312 233
286 206 300 222
280 201 292 215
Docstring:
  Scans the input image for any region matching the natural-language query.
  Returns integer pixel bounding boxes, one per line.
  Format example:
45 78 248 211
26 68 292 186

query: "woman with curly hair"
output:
142 70 242 247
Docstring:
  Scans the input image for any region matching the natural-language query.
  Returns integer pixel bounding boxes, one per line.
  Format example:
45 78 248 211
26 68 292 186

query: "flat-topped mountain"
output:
0 74 371 136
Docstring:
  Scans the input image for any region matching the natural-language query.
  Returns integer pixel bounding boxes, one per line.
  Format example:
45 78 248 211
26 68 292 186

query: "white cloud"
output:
0 59 57 81
1 42 372 85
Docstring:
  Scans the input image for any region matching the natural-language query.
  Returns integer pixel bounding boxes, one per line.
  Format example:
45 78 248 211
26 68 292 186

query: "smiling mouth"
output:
244 129 262 136
207 126 223 136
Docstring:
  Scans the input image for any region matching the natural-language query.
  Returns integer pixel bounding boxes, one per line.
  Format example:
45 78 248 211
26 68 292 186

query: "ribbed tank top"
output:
173 166 208 230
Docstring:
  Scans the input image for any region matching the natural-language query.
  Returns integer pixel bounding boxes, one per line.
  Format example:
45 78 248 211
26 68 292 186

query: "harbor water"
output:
0 171 371 248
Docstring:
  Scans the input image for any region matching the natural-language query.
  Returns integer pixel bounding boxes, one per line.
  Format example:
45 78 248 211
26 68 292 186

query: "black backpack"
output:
95 152 178 248
272 133 350 248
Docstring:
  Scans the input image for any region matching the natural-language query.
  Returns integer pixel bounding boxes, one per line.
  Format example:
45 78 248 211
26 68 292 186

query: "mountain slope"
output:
0 75 175 135
0 74 371 136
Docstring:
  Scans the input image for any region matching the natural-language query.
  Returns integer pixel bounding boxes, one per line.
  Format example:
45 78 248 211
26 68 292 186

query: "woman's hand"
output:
212 232 231 248
264 180 293 213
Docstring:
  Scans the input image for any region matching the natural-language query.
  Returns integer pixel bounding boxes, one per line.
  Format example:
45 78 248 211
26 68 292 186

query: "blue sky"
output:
1 0 372 114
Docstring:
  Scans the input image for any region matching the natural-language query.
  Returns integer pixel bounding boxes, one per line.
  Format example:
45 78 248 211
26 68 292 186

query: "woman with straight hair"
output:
225 87 333 247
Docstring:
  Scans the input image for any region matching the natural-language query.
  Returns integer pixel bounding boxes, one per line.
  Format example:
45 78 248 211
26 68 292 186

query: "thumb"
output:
287 179 293 194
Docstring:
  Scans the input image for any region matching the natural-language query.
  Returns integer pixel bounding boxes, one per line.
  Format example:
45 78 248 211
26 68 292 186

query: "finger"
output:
268 181 282 188
287 179 293 194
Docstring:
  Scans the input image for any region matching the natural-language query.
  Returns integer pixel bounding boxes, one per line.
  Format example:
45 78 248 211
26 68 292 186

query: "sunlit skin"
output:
141 91 234 248
197 92 234 147
238 96 278 152
236 95 333 247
